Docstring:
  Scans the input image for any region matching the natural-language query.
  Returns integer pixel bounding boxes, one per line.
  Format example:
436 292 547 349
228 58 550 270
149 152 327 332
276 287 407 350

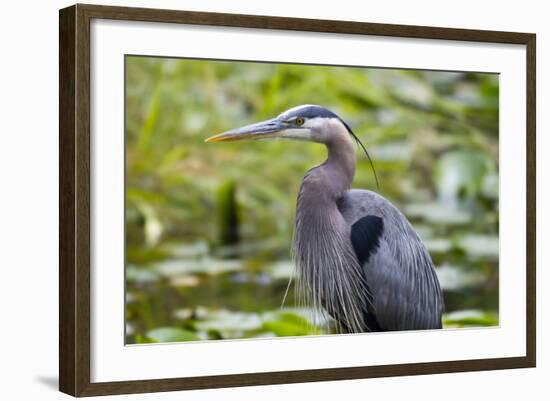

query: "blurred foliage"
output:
125 56 499 343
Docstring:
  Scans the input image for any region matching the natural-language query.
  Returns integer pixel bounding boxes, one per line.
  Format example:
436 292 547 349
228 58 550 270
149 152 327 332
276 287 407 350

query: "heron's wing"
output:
345 191 443 331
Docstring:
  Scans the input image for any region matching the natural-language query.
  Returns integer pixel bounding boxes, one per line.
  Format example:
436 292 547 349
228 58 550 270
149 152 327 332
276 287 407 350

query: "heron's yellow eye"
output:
295 117 305 126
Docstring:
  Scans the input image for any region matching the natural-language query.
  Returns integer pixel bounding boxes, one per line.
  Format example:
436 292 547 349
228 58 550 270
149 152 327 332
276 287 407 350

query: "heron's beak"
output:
205 119 286 142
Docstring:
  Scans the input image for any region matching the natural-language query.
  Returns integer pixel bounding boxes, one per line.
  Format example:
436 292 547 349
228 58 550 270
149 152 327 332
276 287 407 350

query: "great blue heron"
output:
206 104 444 333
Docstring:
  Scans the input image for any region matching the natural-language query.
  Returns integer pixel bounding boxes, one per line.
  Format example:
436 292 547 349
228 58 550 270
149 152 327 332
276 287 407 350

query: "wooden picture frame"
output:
59 3 536 397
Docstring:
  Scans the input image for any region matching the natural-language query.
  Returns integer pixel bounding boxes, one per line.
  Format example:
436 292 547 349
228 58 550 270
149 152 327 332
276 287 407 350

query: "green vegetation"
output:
125 56 499 343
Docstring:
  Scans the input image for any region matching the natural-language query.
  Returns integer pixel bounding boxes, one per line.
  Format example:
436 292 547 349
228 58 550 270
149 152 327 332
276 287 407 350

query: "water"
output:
126 236 499 344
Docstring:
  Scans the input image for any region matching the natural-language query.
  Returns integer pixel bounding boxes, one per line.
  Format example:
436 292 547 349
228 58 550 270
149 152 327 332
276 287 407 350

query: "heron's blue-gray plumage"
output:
289 105 443 332
208 104 444 333
341 190 444 330
294 168 443 332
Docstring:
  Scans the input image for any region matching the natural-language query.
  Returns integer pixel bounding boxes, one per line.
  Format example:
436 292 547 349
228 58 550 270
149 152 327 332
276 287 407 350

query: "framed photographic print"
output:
59 4 536 397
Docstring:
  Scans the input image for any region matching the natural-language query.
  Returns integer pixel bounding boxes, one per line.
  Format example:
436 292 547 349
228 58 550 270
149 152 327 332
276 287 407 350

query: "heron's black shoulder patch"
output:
350 215 384 265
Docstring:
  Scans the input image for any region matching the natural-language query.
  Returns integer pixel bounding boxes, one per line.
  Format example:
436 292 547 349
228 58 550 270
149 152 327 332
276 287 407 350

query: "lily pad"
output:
155 258 242 276
126 265 160 284
423 238 453 253
443 309 498 327
405 202 471 224
194 309 263 333
262 312 315 336
267 261 295 280
169 274 201 287
458 234 499 259
146 327 199 343
164 241 209 258
436 264 487 291
435 150 495 202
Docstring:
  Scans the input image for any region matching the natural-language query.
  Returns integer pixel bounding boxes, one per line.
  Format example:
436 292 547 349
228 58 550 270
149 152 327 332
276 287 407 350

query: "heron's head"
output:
205 104 352 144
206 104 380 189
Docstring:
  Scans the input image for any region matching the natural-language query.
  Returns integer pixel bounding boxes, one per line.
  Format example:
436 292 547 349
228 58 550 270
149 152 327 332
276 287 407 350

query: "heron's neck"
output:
325 133 356 192
299 132 356 207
